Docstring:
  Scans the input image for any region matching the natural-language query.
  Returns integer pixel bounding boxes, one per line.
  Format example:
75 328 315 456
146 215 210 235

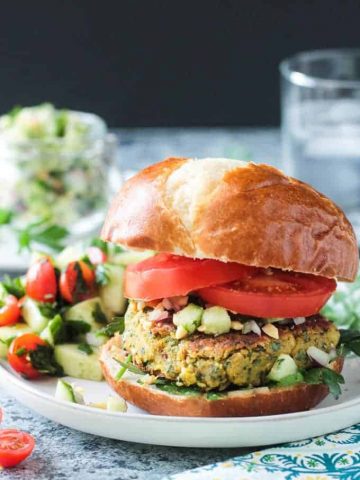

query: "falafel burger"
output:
100 157 359 417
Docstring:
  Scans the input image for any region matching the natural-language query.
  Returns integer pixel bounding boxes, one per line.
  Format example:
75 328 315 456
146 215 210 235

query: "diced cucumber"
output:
55 245 84 270
54 344 103 381
65 297 107 333
55 379 76 403
268 354 298 382
109 250 154 266
173 304 203 336
107 395 127 412
0 323 32 358
99 265 126 315
200 306 231 335
85 331 108 347
41 315 64 346
22 298 49 333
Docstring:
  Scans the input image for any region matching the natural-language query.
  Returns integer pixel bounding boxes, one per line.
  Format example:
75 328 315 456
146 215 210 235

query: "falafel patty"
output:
122 301 340 391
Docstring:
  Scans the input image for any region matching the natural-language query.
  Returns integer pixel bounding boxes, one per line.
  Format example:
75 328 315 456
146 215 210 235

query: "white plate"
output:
1 357 360 448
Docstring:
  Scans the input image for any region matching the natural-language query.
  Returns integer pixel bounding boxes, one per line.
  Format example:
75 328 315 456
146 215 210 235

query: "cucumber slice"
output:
268 354 298 382
99 265 126 315
54 344 103 381
107 396 127 412
55 379 76 402
55 245 84 270
0 323 32 358
109 250 154 266
40 315 64 346
200 306 231 335
22 298 49 333
173 304 203 336
65 297 107 333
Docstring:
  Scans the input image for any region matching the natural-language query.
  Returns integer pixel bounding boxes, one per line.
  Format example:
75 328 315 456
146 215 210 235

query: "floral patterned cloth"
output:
167 424 360 480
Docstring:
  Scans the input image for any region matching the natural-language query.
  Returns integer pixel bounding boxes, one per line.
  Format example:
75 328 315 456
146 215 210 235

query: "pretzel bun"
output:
101 158 358 281
100 335 344 417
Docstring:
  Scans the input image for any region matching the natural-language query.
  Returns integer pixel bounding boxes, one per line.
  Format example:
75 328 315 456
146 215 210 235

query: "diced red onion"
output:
243 320 261 336
162 298 173 310
172 296 188 307
148 309 169 322
293 317 306 325
307 346 330 367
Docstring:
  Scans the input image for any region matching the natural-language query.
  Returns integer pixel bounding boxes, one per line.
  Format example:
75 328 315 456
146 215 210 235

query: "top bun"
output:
101 157 358 281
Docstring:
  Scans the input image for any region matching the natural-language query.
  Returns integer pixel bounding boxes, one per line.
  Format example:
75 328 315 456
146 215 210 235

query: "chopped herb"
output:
97 317 125 337
55 110 68 137
206 391 227 400
90 238 109 254
0 336 15 348
73 262 89 299
29 345 64 376
95 264 110 286
114 355 144 377
270 342 281 352
47 314 66 344
65 320 91 338
303 367 345 399
155 380 201 397
112 244 124 254
92 303 107 324
78 343 93 355
15 347 27 356
38 302 58 319
115 355 132 380
1 275 25 298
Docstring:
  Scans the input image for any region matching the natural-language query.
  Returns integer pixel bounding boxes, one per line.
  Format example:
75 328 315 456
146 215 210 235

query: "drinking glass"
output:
280 49 360 235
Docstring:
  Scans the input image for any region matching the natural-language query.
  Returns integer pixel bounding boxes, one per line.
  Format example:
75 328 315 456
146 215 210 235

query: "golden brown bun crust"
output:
101 158 358 281
100 336 344 417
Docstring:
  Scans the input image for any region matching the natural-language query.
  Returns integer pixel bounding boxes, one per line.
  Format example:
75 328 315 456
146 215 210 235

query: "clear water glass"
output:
280 49 360 236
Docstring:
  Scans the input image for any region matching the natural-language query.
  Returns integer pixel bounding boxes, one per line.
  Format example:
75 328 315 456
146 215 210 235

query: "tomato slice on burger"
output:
7 334 47 379
124 253 255 300
0 429 35 468
59 260 95 304
26 258 57 303
0 295 21 326
197 270 336 318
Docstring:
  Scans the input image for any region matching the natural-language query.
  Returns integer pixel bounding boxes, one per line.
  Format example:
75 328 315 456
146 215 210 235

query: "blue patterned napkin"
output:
167 423 360 479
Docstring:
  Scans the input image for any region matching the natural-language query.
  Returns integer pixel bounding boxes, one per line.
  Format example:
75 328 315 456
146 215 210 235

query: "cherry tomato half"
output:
0 295 21 327
59 261 95 304
124 253 254 300
26 258 57 303
7 334 46 379
0 429 35 468
197 270 336 318
86 246 107 265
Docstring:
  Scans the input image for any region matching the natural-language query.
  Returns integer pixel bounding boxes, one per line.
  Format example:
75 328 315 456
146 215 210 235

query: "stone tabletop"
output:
0 127 280 480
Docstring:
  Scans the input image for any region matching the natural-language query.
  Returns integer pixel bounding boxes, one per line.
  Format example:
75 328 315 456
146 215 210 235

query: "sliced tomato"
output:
26 258 57 303
124 253 255 300
0 295 21 326
59 260 95 304
86 246 107 265
197 270 336 318
7 334 46 379
0 429 35 468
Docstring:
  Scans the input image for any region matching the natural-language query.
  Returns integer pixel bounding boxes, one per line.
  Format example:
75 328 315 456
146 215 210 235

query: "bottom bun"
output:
100 335 344 417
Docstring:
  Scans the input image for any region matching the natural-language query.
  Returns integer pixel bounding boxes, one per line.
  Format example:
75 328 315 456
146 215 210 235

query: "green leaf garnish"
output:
96 317 125 337
0 336 15 348
276 372 304 387
114 355 144 379
154 379 201 397
65 320 91 337
38 302 58 319
90 238 109 254
16 218 69 252
29 344 64 376
1 275 25 298
303 367 345 399
92 303 107 325
15 347 27 357
0 208 13 225
78 343 93 355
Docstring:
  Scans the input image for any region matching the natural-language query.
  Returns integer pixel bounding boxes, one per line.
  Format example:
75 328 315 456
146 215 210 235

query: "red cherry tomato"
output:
26 258 57 303
0 295 21 326
7 334 46 379
197 270 336 318
124 253 254 300
86 246 107 265
59 261 95 304
0 429 35 468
